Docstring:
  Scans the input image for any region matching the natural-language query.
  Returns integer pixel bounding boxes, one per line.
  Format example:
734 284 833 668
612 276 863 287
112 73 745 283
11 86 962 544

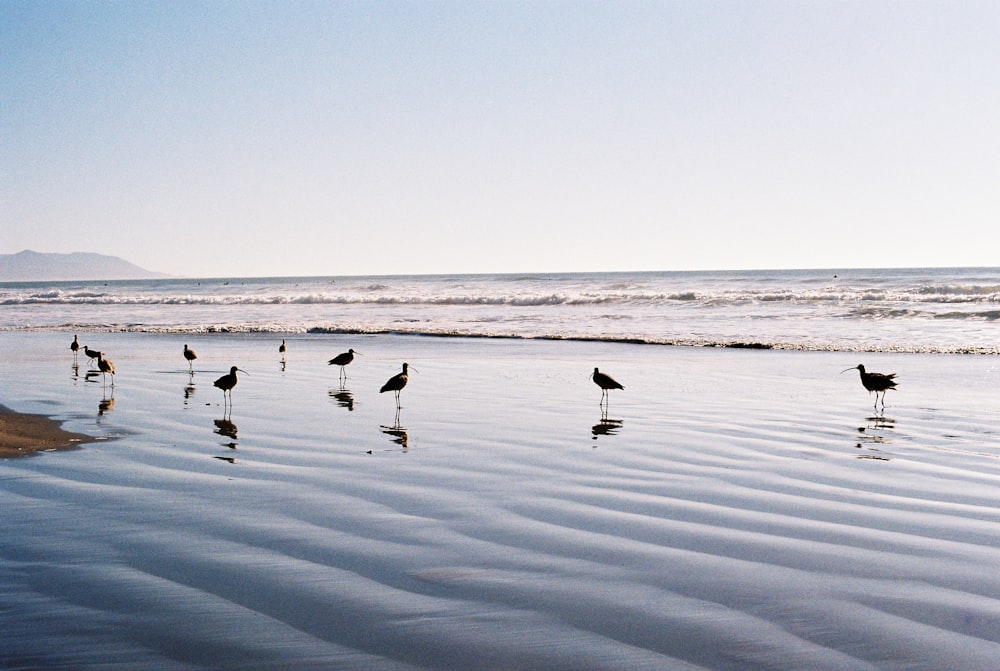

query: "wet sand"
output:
0 404 95 458
1 331 999 670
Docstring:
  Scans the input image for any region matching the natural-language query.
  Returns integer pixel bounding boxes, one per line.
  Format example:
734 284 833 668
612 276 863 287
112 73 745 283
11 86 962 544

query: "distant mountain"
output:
0 250 168 281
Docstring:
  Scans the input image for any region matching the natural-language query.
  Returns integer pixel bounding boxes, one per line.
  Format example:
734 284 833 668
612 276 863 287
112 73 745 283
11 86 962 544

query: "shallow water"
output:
1 332 999 670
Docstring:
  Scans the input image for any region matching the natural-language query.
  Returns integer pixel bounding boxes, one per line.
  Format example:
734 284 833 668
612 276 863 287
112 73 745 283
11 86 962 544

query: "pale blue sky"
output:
2 1 999 278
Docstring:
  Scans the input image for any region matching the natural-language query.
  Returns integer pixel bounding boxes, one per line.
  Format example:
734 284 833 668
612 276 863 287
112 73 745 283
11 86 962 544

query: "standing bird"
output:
590 367 624 406
84 345 101 362
842 364 897 410
214 366 247 406
70 335 80 360
279 339 286 356
183 344 197 371
380 363 409 408
96 352 115 386
328 348 358 381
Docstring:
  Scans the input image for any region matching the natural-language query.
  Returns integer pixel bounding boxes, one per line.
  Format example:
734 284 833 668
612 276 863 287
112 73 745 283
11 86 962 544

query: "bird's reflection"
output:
380 417 408 450
214 417 238 441
329 387 355 411
71 363 80 380
854 414 895 460
183 373 196 407
592 415 623 440
98 391 115 416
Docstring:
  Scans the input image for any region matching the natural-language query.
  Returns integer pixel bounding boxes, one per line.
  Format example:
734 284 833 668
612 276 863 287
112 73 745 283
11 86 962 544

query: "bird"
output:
380 363 409 407
590 367 624 406
279 339 286 356
328 349 358 380
842 364 897 410
84 345 101 362
183 344 197 371
96 352 115 386
214 366 247 406
70 335 80 359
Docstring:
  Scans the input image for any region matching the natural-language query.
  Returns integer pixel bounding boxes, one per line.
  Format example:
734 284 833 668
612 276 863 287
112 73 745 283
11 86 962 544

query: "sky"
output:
2 0 999 278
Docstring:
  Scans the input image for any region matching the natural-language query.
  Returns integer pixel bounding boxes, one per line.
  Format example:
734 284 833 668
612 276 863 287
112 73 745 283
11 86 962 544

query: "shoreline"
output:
0 404 96 458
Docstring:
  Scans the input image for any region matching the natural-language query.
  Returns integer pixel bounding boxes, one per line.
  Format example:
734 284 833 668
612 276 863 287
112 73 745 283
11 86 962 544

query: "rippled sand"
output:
1 332 999 670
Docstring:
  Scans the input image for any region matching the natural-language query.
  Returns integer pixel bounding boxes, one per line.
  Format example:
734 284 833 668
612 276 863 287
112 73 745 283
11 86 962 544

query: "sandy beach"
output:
1 330 999 670
0 404 96 458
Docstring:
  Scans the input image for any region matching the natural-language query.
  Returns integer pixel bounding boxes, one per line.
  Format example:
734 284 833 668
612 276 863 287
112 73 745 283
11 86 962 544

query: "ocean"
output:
2 268 999 670
3 266 1000 352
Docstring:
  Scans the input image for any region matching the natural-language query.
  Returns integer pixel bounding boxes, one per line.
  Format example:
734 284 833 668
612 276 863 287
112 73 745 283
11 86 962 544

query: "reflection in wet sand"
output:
214 417 238 440
184 371 196 407
99 397 115 415
381 417 408 450
854 413 895 460
591 416 623 440
328 387 354 411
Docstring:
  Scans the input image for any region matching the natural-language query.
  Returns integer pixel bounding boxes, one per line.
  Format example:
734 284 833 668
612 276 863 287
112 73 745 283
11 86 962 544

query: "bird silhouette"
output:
183 344 197 371
842 364 897 410
328 349 358 381
214 366 246 407
590 367 624 407
380 363 409 408
96 352 115 386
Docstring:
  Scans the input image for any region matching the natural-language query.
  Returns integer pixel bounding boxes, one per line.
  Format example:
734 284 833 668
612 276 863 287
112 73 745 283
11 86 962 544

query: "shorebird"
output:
591 367 624 406
96 352 115 386
70 335 80 360
183 344 197 371
328 349 358 381
380 363 410 408
842 364 897 410
214 366 247 406
84 345 101 362
279 339 286 356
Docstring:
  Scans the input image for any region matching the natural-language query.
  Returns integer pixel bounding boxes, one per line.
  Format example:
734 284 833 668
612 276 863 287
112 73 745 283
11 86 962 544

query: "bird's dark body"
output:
328 349 356 367
380 363 410 410
858 366 896 393
843 364 897 409
214 366 241 392
591 368 624 391
381 363 409 395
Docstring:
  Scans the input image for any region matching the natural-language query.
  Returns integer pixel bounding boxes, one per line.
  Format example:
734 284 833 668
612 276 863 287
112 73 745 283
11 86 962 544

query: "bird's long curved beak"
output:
840 367 856 374
238 368 249 374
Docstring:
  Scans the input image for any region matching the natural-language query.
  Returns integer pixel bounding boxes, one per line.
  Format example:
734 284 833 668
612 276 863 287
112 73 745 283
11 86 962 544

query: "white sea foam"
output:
2 268 1000 353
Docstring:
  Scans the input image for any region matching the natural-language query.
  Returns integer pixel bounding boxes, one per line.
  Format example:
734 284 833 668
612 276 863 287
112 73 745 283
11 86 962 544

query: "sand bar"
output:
0 403 94 457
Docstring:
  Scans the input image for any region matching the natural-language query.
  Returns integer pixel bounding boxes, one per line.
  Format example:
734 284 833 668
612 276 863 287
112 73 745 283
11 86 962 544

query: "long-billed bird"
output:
96 352 115 386
380 363 409 408
328 349 358 381
214 366 247 406
70 335 80 360
591 367 624 406
842 364 897 410
183 344 197 371
84 345 101 362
